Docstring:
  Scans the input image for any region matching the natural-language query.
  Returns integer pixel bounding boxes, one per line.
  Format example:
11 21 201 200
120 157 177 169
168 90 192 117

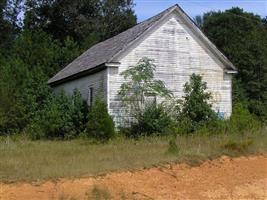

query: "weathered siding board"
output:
108 14 232 126
53 69 108 103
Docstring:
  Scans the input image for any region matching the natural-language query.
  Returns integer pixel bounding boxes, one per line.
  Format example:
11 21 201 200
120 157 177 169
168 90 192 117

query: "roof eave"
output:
48 62 121 86
48 64 107 87
105 62 121 67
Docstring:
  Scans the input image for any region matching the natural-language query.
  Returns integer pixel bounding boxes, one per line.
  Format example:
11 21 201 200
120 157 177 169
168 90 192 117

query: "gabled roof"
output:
48 4 236 85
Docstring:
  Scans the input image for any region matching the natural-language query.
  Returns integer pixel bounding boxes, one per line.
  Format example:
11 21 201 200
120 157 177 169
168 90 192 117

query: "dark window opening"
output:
88 87 93 106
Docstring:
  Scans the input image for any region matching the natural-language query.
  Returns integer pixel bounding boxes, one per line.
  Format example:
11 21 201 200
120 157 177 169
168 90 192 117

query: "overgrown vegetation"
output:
119 58 174 136
178 73 217 133
167 138 180 155
118 59 262 138
27 90 88 140
119 62 216 136
0 129 266 182
0 0 136 136
86 97 115 142
0 2 266 144
131 102 174 136
119 58 172 116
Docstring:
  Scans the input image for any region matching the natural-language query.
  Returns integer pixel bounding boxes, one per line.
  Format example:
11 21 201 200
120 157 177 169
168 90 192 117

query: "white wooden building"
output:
48 4 237 126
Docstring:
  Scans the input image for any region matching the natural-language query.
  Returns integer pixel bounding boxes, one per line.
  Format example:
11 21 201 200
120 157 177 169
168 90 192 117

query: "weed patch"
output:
167 138 180 155
223 139 254 152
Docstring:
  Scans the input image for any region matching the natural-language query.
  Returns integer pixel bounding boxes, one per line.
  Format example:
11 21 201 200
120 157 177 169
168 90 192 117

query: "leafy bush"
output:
182 73 217 123
229 103 262 134
27 90 87 140
167 138 180 154
0 58 32 134
130 102 174 137
223 138 253 152
118 58 174 136
0 30 81 135
174 117 194 135
174 74 262 135
194 103 262 135
195 119 228 135
86 97 115 142
177 73 217 133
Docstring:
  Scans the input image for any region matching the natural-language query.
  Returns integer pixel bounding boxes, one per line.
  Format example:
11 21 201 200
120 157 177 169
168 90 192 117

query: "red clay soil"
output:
0 155 267 200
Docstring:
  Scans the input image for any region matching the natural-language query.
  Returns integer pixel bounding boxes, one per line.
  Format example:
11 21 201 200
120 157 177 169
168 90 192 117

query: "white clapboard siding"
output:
53 69 108 102
108 14 232 126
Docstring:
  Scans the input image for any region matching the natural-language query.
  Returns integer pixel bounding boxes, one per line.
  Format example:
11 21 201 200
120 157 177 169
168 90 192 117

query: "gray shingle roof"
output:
48 5 177 85
48 4 236 85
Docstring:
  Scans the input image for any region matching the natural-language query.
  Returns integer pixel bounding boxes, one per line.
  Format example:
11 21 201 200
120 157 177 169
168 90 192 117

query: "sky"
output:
134 0 267 22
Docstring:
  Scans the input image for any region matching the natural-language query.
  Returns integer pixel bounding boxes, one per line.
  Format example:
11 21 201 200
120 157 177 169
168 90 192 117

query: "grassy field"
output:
0 129 267 182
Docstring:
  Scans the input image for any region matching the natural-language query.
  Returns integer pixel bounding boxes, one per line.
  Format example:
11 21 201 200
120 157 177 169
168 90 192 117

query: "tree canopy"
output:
24 0 136 46
0 0 22 51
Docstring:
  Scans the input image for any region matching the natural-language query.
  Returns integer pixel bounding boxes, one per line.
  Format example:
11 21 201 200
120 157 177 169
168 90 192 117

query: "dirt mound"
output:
1 155 267 200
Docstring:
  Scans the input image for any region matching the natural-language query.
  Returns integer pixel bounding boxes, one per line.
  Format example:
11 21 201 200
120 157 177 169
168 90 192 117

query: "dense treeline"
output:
0 0 136 134
0 2 266 138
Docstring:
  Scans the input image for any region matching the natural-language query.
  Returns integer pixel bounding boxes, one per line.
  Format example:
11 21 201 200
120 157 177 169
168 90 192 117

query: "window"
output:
88 87 93 106
144 93 156 105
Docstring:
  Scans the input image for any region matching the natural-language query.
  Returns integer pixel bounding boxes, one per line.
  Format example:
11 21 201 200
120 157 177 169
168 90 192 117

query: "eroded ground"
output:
1 155 267 200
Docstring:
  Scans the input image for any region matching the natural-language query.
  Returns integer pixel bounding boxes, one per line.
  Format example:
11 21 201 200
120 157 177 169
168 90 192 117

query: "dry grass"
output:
0 129 266 182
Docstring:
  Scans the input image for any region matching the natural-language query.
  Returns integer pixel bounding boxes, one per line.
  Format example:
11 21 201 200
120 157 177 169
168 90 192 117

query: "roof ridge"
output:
108 5 178 62
79 4 177 58
48 4 178 84
48 4 236 85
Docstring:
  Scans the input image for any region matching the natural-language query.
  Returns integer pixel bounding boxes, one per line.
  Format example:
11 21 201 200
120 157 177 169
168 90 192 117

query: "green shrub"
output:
174 117 194 135
86 97 115 142
167 138 180 154
194 103 262 135
130 102 174 137
119 58 173 116
174 74 262 136
229 103 262 134
195 119 228 135
27 90 87 140
223 138 253 152
0 108 7 135
178 73 217 133
118 57 173 135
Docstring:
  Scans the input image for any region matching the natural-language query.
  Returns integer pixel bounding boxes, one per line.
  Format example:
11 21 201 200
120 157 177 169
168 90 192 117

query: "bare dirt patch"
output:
1 155 267 200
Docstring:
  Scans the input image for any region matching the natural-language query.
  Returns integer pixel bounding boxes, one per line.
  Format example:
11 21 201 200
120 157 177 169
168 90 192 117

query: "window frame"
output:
144 92 157 105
